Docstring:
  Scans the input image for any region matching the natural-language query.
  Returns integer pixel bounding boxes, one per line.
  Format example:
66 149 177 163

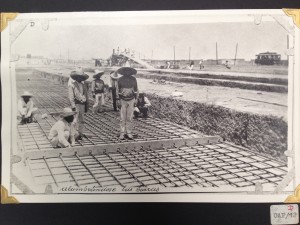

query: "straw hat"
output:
93 69 105 79
60 108 77 117
110 71 122 79
116 67 137 76
70 68 89 82
21 91 33 97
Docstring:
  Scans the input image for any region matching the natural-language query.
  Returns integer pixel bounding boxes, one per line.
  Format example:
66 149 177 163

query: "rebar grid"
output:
17 74 203 152
27 142 287 189
17 71 287 190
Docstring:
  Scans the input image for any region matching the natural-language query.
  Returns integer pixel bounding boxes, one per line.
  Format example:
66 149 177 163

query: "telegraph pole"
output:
216 42 218 65
189 47 191 62
234 43 238 65
151 50 153 62
173 46 176 65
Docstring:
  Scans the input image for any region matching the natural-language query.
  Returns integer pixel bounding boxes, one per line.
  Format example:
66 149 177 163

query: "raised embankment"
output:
136 71 288 93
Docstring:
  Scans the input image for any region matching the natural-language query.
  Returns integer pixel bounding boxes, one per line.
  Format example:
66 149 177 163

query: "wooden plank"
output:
23 136 223 160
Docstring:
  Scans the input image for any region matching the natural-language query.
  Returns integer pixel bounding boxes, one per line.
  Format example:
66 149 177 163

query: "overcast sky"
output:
12 21 288 61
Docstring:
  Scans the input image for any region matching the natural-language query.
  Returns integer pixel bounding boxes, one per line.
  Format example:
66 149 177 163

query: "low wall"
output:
136 73 288 93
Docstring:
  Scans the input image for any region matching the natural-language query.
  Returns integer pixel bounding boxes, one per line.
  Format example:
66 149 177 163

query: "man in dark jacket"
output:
116 67 138 140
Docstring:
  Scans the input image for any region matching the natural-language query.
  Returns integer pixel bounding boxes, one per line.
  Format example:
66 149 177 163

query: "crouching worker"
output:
17 91 38 124
91 70 105 113
134 93 151 119
48 108 78 148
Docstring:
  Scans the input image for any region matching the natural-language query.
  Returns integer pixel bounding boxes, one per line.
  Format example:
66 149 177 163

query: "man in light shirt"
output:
48 108 78 148
17 91 38 124
68 68 89 140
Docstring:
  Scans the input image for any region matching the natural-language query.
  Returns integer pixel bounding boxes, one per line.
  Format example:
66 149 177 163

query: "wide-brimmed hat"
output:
70 68 89 82
110 71 122 79
138 93 145 98
116 67 137 76
60 108 77 117
21 91 33 97
93 69 105 79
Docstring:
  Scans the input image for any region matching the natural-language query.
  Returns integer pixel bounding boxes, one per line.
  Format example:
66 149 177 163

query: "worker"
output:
68 68 89 140
225 60 231 69
189 60 194 70
91 70 105 113
110 71 122 111
134 93 151 119
199 60 204 70
48 108 78 148
116 67 138 140
17 91 38 124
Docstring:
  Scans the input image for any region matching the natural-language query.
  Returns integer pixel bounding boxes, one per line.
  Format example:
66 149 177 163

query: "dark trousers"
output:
134 107 148 118
111 88 117 111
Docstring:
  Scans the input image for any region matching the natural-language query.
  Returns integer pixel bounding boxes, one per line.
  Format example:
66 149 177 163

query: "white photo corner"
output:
1 9 300 203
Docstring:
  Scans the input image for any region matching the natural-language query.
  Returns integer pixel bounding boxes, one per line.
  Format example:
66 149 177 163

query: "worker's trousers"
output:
120 99 135 135
75 103 85 135
93 93 105 113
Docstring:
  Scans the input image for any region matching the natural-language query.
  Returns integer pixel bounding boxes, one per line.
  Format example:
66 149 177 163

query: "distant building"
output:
255 52 281 65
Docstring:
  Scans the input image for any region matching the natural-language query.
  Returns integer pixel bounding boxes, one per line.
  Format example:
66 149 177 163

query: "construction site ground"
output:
11 67 288 194
19 65 288 120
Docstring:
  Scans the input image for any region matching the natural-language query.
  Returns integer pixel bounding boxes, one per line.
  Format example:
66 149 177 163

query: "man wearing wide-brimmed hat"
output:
116 67 139 140
91 69 105 113
110 71 122 111
17 91 38 124
48 108 78 148
68 68 89 139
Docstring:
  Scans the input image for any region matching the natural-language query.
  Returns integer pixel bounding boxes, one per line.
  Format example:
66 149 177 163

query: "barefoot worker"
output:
91 70 105 113
17 91 38 124
68 68 89 140
48 108 78 148
116 67 138 140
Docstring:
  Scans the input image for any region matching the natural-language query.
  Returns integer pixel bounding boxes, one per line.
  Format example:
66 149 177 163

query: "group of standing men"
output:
18 66 151 148
50 66 150 147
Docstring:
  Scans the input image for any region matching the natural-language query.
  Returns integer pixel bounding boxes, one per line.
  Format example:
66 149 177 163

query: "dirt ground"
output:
137 78 288 121
25 65 288 121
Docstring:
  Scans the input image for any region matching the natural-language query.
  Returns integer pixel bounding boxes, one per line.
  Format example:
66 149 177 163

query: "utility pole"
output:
216 42 218 65
151 50 153 63
287 35 289 64
173 46 176 65
189 47 191 62
234 43 238 65
67 48 69 63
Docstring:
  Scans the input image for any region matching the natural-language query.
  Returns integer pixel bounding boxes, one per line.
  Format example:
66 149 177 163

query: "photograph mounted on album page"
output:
1 9 300 203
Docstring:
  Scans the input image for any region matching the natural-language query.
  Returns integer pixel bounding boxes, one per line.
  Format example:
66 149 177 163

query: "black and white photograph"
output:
1 10 300 203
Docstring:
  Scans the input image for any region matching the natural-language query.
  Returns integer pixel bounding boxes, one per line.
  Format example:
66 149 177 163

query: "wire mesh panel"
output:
16 70 287 191
16 73 204 152
27 142 287 189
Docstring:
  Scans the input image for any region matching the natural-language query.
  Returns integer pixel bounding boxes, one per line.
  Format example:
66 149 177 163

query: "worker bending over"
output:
134 93 151 119
48 108 78 148
17 91 38 124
